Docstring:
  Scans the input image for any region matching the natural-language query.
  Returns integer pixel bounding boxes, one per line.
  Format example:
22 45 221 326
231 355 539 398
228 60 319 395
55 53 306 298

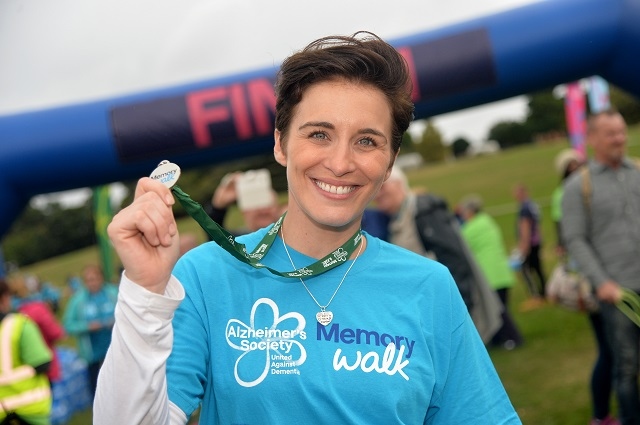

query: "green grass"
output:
18 126 640 424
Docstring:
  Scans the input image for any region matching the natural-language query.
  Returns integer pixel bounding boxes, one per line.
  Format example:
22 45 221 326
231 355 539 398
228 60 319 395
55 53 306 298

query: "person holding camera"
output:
204 170 282 235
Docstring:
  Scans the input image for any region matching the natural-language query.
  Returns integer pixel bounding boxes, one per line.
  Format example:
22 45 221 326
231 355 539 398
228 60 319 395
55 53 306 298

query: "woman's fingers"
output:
134 177 175 206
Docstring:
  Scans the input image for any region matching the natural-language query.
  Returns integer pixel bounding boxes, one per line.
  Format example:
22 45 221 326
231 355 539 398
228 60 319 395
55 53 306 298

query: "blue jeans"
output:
601 302 640 425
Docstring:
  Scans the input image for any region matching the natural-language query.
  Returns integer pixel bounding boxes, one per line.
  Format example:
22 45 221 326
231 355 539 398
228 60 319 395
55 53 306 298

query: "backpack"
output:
414 194 502 343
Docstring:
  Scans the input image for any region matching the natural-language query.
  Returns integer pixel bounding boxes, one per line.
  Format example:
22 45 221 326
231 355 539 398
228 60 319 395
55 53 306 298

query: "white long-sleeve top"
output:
93 274 187 425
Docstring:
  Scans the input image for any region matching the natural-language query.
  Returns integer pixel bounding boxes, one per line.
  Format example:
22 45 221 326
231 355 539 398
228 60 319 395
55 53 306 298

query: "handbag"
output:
546 262 598 312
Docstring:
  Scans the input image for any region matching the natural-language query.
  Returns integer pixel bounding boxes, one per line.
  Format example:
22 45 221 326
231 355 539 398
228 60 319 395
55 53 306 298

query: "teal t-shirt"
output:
167 229 521 424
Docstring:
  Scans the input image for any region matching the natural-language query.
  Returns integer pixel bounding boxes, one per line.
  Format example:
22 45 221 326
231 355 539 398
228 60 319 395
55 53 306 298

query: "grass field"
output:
18 126 640 424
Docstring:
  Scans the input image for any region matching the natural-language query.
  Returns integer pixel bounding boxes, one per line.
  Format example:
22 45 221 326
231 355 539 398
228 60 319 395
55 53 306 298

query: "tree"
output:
610 85 640 125
415 121 447 163
488 121 532 149
2 202 95 266
400 131 416 153
451 137 471 158
525 89 566 137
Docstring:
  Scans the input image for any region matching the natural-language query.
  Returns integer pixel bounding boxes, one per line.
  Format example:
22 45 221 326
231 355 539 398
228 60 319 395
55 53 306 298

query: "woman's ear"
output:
273 130 287 167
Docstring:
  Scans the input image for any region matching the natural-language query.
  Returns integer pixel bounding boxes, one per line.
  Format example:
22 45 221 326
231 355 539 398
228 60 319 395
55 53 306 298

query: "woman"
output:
95 32 520 424
63 264 118 397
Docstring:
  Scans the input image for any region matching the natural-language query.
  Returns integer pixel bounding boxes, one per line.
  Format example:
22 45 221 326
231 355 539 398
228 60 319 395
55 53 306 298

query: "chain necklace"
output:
281 227 364 326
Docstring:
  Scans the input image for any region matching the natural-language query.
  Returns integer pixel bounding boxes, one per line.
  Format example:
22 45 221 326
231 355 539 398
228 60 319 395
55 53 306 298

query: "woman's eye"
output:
358 137 377 147
310 131 327 140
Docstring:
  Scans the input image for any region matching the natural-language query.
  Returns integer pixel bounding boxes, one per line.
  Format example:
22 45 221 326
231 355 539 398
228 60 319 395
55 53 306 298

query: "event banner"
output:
564 82 587 158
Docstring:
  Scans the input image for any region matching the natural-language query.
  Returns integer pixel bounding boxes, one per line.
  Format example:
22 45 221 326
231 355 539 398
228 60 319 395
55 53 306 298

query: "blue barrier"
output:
51 347 92 425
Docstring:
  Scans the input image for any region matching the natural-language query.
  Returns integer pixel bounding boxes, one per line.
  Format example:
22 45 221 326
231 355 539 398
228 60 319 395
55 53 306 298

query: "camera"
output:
236 169 274 211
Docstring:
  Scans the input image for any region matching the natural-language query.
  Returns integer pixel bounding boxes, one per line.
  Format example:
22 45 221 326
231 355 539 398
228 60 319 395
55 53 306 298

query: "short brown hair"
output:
274 31 414 155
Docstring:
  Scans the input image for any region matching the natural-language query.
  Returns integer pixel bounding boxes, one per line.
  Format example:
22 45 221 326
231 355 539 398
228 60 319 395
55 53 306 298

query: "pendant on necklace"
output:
316 310 333 326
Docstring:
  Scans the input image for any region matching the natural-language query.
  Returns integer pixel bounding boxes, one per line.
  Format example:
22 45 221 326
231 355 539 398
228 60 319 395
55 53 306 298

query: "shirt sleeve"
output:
92 273 189 425
561 175 609 287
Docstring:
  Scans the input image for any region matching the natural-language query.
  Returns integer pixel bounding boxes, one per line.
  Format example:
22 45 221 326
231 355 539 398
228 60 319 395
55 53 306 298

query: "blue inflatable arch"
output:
1 0 639 238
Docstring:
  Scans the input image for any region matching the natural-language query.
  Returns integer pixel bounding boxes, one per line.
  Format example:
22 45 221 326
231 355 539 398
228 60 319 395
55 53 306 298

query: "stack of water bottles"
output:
51 347 92 425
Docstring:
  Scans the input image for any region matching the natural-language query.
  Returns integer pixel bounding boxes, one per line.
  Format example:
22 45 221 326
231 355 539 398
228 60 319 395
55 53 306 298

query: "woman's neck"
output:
280 211 363 259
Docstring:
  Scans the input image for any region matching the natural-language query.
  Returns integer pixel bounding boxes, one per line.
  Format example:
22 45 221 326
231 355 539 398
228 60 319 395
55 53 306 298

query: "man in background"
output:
563 109 640 425
365 166 502 344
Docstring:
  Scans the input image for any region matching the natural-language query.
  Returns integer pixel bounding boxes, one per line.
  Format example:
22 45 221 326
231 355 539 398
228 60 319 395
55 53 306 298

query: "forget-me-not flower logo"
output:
225 298 307 387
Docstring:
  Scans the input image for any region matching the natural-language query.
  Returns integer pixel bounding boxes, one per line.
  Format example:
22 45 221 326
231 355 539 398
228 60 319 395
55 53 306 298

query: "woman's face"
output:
274 78 395 230
83 268 104 293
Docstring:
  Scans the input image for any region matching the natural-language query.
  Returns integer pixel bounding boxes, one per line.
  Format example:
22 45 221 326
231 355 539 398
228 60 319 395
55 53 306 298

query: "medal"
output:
149 160 181 188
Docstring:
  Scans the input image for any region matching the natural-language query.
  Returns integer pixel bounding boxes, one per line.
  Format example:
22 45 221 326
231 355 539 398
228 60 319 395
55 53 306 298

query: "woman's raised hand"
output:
107 177 180 294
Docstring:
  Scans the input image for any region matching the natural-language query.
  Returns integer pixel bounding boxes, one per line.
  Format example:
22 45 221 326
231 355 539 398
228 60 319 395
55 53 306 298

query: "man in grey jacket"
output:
562 109 640 425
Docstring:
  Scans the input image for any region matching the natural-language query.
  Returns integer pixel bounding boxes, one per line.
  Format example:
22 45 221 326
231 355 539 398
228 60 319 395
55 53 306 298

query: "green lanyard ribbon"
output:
170 185 362 279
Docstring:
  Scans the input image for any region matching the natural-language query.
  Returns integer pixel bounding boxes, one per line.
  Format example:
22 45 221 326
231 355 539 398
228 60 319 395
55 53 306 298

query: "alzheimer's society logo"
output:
225 298 307 387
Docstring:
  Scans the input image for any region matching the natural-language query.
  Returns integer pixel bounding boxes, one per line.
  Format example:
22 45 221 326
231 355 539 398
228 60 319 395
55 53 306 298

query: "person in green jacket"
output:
459 195 524 350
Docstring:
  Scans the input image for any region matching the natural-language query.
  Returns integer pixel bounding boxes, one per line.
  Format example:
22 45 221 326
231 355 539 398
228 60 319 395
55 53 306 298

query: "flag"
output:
93 185 115 282
564 82 587 159
587 75 611 114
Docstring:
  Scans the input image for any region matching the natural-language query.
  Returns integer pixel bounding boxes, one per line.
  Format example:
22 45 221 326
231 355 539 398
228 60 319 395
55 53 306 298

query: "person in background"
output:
553 147 617 425
8 274 65 385
551 149 583 255
369 166 472 311
365 165 503 344
62 264 118 398
563 109 636 425
204 170 283 235
94 31 519 424
512 182 546 310
0 277 53 425
179 232 200 256
458 195 524 350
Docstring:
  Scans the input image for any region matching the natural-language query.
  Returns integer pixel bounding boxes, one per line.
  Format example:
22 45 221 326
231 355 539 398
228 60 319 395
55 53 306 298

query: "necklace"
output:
281 227 364 326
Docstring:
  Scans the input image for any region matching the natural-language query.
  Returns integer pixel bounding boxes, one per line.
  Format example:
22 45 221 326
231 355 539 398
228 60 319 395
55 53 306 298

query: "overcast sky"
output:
0 0 538 205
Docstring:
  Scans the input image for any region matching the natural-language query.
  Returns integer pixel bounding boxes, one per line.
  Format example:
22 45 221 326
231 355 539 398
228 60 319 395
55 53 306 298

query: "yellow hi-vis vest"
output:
0 313 51 421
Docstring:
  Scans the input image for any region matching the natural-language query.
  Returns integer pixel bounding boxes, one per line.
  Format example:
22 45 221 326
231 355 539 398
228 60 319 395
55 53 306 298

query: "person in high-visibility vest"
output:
0 277 52 425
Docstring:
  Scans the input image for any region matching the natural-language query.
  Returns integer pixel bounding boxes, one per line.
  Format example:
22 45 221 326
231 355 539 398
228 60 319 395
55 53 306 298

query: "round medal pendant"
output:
150 160 181 188
316 310 333 326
